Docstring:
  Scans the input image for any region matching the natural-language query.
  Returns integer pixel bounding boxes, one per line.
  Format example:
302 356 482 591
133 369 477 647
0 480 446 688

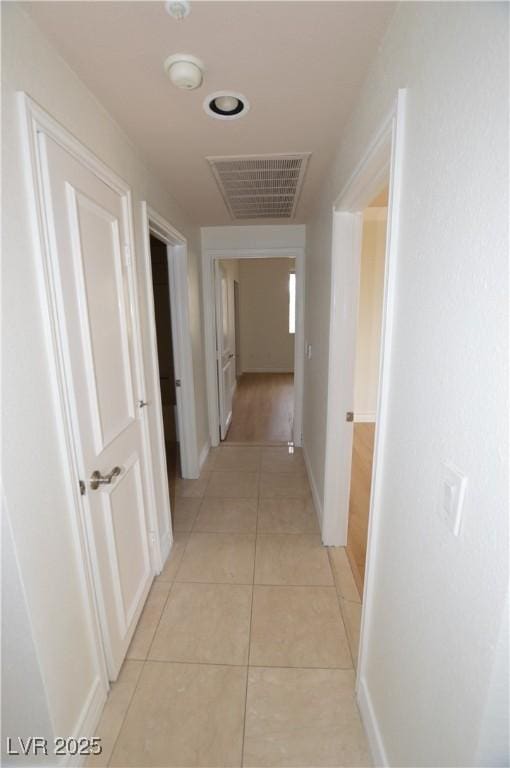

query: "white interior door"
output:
215 262 235 439
234 280 241 378
323 212 364 542
39 134 154 679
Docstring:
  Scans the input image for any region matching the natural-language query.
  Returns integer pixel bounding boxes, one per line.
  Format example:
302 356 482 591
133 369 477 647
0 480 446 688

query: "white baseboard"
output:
357 675 388 767
354 411 376 423
241 368 294 374
302 441 324 529
199 440 211 472
62 676 107 765
159 528 172 567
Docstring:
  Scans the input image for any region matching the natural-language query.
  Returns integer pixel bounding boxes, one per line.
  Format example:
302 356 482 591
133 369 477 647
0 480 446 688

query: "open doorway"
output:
346 190 388 594
149 235 180 501
215 257 296 444
202 242 305 450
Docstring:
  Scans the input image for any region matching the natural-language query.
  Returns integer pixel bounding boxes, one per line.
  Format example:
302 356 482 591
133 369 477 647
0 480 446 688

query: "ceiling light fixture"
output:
204 91 249 120
164 53 204 90
165 0 191 20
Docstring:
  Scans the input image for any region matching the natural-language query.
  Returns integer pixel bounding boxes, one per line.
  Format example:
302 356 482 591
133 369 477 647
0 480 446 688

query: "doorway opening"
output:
346 190 388 595
214 257 296 444
149 235 180 504
142 203 200 566
321 92 405 713
202 245 304 450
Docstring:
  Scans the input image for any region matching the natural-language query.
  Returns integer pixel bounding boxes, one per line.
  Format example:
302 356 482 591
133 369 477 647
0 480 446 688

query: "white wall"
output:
238 258 295 373
353 209 386 420
1 2 208 744
202 224 306 253
303 3 508 765
2 498 55 766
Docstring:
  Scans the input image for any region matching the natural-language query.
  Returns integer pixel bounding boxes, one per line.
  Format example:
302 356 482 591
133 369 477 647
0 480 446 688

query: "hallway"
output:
226 373 294 444
4 4 507 766
91 445 368 767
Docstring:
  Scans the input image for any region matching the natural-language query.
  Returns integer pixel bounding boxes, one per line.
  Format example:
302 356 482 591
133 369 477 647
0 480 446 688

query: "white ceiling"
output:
26 1 396 225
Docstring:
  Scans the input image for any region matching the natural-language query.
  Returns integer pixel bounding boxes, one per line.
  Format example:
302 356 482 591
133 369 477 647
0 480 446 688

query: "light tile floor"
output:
91 445 369 767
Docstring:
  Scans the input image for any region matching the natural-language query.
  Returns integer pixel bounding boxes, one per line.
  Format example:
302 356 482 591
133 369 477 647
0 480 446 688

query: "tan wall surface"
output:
238 258 295 373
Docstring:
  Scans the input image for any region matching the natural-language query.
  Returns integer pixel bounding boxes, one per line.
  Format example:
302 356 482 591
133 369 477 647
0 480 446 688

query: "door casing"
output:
140 204 200 565
202 248 305 447
215 261 236 439
321 90 406 763
233 280 241 378
19 93 163 723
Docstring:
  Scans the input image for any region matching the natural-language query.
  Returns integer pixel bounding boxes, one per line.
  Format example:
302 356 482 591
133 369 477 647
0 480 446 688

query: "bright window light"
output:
289 272 296 334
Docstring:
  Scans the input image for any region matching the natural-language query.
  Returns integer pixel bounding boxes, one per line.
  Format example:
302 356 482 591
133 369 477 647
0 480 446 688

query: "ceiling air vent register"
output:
207 153 311 220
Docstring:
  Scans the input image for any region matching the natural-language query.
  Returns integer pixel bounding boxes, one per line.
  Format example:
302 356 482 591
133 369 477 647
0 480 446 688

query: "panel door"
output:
215 262 235 439
39 133 153 679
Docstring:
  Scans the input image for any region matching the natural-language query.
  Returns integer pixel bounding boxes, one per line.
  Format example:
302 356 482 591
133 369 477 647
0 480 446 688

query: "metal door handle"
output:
90 466 122 490
229 353 234 359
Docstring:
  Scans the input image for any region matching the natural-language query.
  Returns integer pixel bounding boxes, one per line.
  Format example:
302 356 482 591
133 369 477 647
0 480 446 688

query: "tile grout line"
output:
327 548 358 670
175 529 318 536
105 451 232 764
240 460 261 767
133 657 355 672
106 657 146 767
144 577 177 661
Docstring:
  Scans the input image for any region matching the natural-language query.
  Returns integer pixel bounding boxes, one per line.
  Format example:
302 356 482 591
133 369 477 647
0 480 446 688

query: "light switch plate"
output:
439 461 467 536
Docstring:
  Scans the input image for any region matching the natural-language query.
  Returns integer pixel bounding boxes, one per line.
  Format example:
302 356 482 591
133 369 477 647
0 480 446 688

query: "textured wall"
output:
303 3 508 764
2 2 208 742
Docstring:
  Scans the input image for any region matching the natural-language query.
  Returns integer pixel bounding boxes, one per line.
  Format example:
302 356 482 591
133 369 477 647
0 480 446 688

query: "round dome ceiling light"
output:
164 53 204 90
165 0 191 20
204 91 250 120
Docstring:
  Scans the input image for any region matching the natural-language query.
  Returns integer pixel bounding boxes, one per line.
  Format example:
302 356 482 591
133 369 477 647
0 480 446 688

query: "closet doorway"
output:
150 235 180 496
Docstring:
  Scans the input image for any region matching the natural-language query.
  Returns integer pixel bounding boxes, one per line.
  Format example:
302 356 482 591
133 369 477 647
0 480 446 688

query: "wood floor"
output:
346 422 375 595
226 373 294 444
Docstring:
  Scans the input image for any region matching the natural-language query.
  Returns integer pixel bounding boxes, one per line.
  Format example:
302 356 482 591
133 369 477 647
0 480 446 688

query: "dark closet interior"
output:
150 235 179 503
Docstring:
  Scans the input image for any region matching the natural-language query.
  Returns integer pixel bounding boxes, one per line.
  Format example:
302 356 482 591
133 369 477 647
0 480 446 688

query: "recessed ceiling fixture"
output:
207 153 311 219
165 0 191 20
164 53 204 90
204 91 249 120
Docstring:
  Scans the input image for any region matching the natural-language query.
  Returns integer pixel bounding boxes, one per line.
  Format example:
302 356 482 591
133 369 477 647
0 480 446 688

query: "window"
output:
289 272 296 334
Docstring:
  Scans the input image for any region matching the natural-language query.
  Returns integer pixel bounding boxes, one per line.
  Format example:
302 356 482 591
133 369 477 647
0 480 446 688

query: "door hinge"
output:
175 379 181 388
123 243 132 267
79 480 86 496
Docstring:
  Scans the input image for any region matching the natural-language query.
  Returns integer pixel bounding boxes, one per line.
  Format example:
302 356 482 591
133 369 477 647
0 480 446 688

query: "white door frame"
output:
202 247 305 447
140 205 200 562
18 92 165 721
321 89 406 755
214 260 235 439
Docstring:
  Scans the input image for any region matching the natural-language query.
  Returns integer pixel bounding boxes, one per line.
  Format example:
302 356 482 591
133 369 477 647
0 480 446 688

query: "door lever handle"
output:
90 466 122 490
